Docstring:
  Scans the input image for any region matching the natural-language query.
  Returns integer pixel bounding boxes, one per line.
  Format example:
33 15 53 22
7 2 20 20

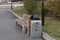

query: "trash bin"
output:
30 15 42 38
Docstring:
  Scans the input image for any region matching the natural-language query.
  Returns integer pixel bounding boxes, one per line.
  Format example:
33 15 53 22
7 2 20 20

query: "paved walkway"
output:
0 3 23 8
0 9 43 40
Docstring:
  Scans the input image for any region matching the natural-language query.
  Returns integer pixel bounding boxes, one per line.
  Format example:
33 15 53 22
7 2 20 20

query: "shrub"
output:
24 0 42 17
45 0 60 19
24 0 36 15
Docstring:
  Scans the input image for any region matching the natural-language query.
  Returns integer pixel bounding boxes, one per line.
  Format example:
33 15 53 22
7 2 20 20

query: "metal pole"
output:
42 0 44 26
34 0 36 14
11 0 13 10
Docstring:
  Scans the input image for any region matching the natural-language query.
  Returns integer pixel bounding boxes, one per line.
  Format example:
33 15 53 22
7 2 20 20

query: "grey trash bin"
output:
30 15 42 38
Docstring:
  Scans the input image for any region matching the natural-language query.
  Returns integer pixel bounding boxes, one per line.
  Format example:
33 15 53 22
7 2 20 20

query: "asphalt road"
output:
0 9 43 40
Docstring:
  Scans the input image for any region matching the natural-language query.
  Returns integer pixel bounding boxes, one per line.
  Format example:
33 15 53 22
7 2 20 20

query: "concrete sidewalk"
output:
0 3 23 9
0 3 23 7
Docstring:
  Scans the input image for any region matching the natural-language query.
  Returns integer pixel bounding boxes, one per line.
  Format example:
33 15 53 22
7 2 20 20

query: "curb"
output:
8 9 23 19
9 9 56 40
42 32 56 40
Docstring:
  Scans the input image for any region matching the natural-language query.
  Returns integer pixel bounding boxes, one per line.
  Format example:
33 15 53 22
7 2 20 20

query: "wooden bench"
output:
16 19 26 26
16 14 31 27
23 14 31 35
16 14 31 34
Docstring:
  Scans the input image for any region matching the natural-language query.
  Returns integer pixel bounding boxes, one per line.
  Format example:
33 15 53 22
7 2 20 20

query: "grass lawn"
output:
12 6 26 17
43 17 60 40
12 6 60 40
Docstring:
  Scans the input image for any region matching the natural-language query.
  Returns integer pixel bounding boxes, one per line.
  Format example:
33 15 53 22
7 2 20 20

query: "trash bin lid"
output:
30 15 40 20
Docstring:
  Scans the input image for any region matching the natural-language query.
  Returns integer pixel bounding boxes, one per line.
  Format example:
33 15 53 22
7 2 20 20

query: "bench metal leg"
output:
22 25 27 34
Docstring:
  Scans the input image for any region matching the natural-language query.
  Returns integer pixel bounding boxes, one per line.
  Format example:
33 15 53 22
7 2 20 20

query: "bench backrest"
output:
23 14 31 35
23 14 31 21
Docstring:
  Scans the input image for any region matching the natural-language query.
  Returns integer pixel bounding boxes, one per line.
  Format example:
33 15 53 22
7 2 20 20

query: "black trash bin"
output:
30 15 40 20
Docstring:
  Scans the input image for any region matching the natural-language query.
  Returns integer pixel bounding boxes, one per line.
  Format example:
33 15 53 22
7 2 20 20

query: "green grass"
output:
12 6 41 17
12 6 26 17
12 7 60 40
43 17 60 40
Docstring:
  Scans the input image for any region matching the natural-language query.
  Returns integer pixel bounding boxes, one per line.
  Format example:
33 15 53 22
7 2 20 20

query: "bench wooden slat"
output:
16 14 31 29
23 14 31 20
16 19 26 27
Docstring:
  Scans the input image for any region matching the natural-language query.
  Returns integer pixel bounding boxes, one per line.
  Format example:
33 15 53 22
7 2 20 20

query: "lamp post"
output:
11 0 13 10
42 0 44 26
